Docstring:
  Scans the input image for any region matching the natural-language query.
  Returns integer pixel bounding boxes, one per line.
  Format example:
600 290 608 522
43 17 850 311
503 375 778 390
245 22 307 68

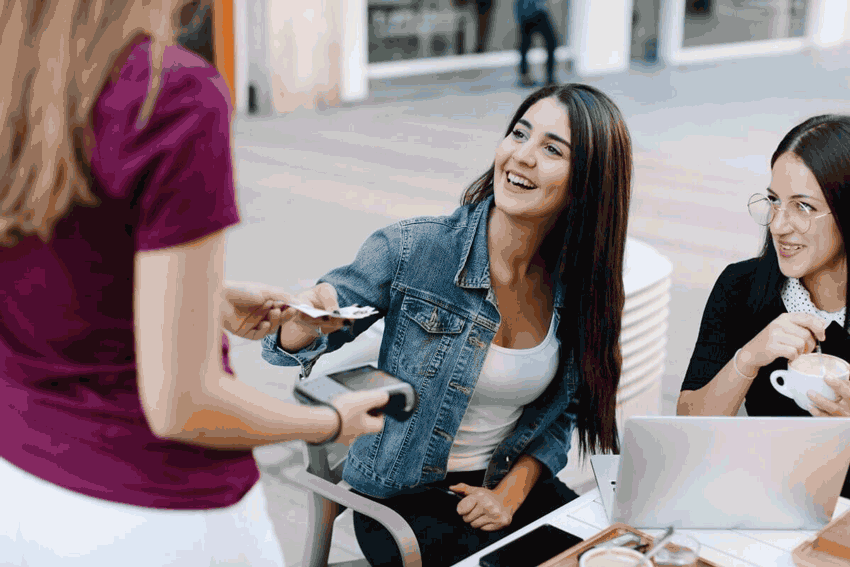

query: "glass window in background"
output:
367 0 569 63
682 0 808 48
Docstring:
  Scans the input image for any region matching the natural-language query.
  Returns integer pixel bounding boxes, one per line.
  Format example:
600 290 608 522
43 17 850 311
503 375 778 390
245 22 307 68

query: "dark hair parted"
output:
753 115 850 332
462 84 633 458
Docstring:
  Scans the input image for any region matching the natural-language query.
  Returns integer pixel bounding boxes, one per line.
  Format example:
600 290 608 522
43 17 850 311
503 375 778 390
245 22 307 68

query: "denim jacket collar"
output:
454 194 566 309
454 195 492 291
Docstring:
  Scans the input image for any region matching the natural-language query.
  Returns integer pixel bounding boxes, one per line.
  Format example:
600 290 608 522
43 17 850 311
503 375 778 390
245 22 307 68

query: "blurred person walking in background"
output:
0 1 388 565
515 0 558 87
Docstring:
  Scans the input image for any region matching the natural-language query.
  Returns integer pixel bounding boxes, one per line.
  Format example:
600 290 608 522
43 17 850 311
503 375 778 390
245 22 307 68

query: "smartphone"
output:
479 524 584 567
294 364 418 421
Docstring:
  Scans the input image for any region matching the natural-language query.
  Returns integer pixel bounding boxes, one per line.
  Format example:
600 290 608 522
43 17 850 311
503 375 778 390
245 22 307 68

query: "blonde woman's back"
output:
0 36 291 566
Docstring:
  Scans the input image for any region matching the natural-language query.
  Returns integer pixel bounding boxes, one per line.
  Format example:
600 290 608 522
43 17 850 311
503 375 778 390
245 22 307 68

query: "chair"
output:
281 443 422 567
278 319 423 567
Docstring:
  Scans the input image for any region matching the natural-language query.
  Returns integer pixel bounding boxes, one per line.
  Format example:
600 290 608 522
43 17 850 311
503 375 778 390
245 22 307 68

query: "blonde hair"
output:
0 0 186 246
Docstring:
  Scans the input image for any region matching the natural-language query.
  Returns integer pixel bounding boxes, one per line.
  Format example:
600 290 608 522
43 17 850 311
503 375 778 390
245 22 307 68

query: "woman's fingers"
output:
333 390 389 444
313 283 341 313
826 377 850 399
808 386 850 417
470 515 490 529
775 315 825 356
787 313 828 342
458 497 484 524
808 393 841 416
774 342 804 362
759 313 828 363
295 284 350 335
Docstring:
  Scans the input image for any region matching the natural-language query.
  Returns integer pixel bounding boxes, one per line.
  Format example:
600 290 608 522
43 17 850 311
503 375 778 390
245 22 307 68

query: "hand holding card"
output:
288 303 378 320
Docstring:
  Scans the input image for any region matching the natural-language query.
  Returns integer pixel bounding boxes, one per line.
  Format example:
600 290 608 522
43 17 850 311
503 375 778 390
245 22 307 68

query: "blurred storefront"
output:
367 0 570 62
661 0 849 64
222 0 849 114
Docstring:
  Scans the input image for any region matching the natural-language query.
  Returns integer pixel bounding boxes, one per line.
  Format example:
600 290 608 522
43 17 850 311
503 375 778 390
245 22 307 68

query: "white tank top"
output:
447 315 560 472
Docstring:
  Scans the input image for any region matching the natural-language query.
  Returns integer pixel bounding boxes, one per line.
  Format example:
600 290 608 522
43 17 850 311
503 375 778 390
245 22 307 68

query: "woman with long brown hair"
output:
265 83 632 566
678 115 850 495
0 1 388 564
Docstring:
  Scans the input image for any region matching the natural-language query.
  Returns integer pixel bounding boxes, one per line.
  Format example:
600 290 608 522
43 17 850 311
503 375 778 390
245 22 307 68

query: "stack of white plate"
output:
560 237 673 493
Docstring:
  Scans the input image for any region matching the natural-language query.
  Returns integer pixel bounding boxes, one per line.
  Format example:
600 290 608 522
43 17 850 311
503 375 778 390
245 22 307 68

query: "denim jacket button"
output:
505 456 509 463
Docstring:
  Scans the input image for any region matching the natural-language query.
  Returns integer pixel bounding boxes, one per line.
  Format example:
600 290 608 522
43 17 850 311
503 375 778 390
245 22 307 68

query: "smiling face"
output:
769 152 845 283
492 97 572 221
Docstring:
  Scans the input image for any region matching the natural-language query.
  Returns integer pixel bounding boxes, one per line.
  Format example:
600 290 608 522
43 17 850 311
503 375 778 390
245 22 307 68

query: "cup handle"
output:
770 370 792 399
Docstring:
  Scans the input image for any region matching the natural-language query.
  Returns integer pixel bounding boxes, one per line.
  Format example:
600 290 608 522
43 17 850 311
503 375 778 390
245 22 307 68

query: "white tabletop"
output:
451 488 850 567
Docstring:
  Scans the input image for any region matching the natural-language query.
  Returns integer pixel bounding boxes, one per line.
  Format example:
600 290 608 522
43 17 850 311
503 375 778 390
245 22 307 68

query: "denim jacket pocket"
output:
395 294 466 382
401 295 465 334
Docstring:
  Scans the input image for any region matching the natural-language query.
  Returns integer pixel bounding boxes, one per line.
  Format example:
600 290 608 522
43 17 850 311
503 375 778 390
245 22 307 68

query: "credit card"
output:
288 303 378 320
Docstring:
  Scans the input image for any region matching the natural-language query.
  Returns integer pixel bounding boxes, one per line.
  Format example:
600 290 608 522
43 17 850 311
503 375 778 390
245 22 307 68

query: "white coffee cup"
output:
770 353 850 412
579 546 646 567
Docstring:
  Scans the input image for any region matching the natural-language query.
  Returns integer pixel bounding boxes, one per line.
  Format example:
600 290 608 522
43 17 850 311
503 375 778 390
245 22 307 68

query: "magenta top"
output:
0 42 259 509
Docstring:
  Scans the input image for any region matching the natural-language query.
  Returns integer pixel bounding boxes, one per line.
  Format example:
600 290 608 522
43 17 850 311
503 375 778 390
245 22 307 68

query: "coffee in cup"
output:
790 354 849 377
770 353 850 413
579 547 645 567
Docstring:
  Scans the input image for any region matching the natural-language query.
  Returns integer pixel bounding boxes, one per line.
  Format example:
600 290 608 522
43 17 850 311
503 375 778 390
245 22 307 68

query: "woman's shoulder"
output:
104 41 230 120
714 257 764 289
158 44 232 112
91 42 233 194
397 200 485 234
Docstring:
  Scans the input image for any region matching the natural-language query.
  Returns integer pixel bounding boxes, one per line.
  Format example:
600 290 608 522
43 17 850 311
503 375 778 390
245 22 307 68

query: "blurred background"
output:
187 0 836 114
179 1 849 562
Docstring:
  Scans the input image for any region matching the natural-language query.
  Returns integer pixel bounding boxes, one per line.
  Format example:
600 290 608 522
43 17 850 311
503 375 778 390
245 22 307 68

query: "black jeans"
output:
518 12 557 84
352 469 578 566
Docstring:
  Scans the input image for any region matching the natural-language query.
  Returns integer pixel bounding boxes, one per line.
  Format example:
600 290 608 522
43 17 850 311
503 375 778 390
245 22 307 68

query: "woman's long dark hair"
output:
462 84 632 458
753 115 850 332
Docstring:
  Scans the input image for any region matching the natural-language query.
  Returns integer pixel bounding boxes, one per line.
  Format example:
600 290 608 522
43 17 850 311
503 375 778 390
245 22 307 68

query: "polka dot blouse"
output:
781 277 846 329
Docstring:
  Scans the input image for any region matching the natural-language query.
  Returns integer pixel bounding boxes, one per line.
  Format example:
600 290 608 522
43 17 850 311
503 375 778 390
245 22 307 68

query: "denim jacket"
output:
262 196 580 498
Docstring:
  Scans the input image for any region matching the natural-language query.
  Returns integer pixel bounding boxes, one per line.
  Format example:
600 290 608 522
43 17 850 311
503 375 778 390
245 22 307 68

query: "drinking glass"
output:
652 533 700 566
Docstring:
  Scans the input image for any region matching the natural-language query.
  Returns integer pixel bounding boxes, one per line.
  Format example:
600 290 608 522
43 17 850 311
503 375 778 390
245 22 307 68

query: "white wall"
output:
267 0 344 113
810 0 850 48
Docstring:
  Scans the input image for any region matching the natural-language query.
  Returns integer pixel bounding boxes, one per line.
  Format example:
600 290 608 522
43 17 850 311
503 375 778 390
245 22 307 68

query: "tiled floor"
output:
223 46 850 565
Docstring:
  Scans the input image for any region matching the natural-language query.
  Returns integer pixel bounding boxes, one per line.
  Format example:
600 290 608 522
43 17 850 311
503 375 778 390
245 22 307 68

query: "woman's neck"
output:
802 256 847 312
487 206 557 286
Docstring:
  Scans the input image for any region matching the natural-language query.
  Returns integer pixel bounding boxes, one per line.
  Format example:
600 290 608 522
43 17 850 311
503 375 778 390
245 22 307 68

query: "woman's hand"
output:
449 483 514 531
738 313 827 376
278 283 353 351
809 377 850 417
221 281 295 340
330 390 390 445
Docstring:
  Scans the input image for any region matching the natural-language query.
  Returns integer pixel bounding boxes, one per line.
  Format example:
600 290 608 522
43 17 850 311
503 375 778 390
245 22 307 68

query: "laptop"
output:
590 416 850 529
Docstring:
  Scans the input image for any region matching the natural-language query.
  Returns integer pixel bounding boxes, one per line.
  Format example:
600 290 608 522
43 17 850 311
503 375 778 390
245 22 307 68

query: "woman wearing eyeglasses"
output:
678 115 850 491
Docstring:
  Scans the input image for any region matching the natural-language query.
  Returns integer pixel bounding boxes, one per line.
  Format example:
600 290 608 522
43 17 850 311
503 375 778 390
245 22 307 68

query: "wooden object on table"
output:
816 509 850 560
794 509 850 566
538 523 720 567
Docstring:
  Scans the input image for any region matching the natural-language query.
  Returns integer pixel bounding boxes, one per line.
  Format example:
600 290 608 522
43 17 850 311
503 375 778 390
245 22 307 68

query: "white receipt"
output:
289 303 379 320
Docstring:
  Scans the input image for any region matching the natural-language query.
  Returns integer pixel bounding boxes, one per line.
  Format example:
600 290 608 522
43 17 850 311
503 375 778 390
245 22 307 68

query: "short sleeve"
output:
680 265 744 391
133 55 239 251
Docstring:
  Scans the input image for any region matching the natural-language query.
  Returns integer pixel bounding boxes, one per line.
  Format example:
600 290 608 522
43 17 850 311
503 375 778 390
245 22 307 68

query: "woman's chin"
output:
776 255 809 279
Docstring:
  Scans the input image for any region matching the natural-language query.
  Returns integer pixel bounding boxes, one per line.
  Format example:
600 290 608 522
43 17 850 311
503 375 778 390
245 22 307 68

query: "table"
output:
452 487 850 567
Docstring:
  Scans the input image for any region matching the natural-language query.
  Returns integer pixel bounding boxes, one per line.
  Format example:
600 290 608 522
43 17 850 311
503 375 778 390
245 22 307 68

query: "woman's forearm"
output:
161 372 338 448
677 352 757 416
492 454 544 515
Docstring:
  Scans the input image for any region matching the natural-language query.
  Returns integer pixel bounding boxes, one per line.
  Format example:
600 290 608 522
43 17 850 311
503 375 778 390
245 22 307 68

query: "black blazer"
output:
682 258 850 496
